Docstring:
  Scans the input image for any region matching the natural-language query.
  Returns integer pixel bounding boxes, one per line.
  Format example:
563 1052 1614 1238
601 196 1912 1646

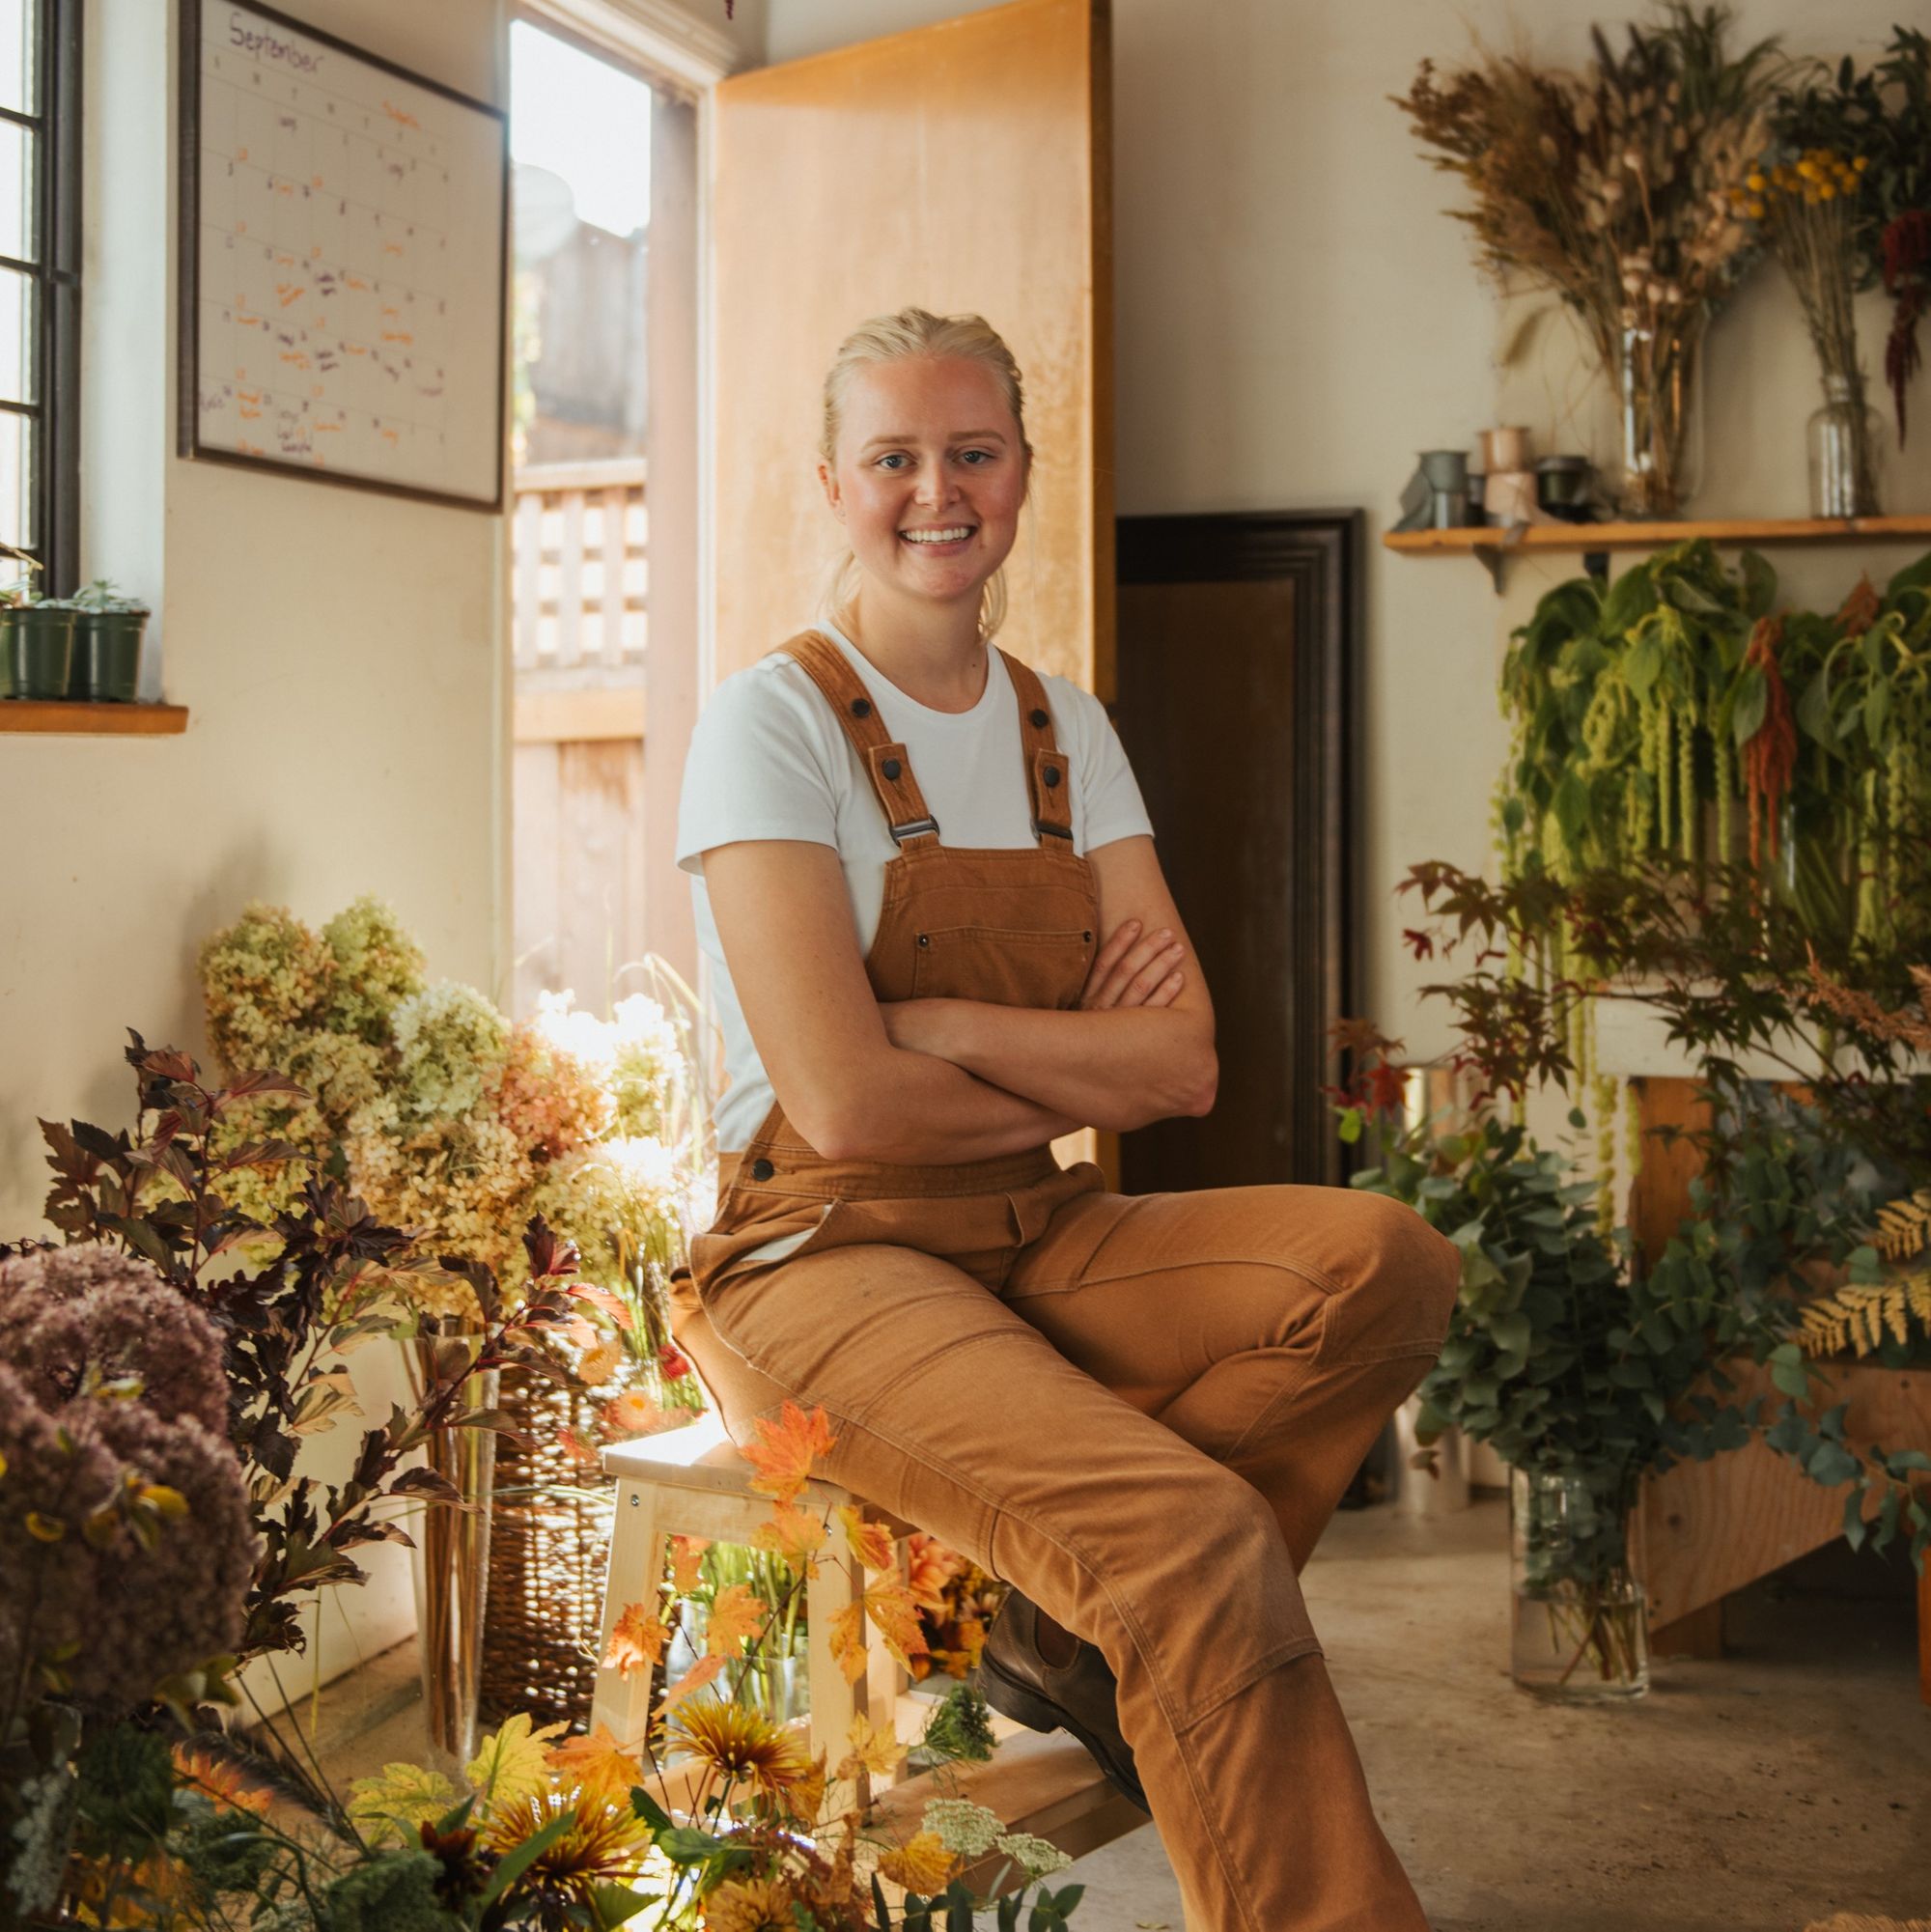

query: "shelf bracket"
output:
1476 545 1505 595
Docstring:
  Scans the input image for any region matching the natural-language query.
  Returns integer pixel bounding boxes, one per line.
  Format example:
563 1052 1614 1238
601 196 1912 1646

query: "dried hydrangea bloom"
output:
0 1246 228 1437
322 896 427 1043
492 1020 611 1162
535 1136 685 1285
199 902 333 1069
390 981 511 1124
609 994 685 1138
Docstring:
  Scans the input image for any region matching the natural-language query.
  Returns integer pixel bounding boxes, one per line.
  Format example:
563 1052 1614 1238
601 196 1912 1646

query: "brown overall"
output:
670 630 1460 1932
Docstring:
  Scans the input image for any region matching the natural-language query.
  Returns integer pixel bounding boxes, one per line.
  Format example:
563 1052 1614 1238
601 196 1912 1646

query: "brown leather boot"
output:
979 1589 1149 1812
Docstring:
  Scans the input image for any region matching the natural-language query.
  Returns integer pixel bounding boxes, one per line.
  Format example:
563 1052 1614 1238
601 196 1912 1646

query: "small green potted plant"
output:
0 561 76 702
63 577 151 702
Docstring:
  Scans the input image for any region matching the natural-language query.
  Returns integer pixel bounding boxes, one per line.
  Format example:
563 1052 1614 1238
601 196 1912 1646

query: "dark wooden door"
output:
1114 513 1359 1192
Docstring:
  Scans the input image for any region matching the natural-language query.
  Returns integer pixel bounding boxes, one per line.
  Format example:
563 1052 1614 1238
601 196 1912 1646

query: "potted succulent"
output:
0 575 77 702
63 577 151 702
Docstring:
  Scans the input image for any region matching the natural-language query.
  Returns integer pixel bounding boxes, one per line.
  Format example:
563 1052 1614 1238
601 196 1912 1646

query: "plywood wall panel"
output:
714 0 1111 694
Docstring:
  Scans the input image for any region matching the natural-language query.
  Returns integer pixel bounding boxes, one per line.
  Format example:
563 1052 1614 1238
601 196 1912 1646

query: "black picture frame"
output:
176 0 508 512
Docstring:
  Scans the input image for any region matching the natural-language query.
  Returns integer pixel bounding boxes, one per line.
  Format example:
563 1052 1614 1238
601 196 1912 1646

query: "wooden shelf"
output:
1385 514 1931 588
0 701 188 736
1385 513 1931 554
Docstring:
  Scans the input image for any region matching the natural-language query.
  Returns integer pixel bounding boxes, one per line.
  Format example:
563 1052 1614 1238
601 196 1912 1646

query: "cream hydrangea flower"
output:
390 981 511 1123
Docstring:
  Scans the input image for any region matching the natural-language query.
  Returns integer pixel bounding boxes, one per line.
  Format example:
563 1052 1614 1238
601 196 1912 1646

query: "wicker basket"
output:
480 1375 630 1730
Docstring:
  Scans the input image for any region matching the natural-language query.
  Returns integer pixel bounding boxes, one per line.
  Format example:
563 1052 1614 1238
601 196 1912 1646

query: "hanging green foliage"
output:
1497 542 1931 948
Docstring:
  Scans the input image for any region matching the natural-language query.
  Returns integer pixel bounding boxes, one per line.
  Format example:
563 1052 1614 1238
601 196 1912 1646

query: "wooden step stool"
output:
591 1415 1147 1873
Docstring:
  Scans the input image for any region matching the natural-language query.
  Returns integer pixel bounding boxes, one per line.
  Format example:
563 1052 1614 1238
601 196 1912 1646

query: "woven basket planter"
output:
480 1375 630 1730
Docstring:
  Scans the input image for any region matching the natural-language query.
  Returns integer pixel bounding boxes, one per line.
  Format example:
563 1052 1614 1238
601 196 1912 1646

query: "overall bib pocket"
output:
910 924 1096 1007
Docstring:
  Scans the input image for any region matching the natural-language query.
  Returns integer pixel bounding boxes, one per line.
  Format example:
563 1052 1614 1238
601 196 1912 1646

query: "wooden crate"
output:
1625 1078 1931 1701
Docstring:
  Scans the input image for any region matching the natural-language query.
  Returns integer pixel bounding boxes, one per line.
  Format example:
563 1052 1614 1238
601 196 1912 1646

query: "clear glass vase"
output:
403 1340 500 1772
1613 315 1703 520
1509 1468 1650 1700
1807 370 1884 518
664 1598 810 1723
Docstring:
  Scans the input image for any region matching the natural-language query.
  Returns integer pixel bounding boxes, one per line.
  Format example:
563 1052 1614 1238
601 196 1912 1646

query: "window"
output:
1 0 78 594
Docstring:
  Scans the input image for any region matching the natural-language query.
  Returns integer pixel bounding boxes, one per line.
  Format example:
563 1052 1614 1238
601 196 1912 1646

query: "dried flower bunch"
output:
0 1246 254 1725
200 900 713 1418
1397 7 1780 360
1739 54 1892 510
0 1036 648 1924
1396 5 1784 514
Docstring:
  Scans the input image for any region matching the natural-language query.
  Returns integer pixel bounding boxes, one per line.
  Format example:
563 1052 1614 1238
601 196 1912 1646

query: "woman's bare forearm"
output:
817 1042 1081 1163
905 999 1216 1131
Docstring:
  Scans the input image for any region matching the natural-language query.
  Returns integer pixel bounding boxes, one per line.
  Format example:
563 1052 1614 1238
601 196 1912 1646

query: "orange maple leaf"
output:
833 1710 905 1783
879 1831 960 1893
862 1577 929 1670
666 1534 709 1596
828 1601 868 1685
703 1582 769 1658
792 1746 830 1828
602 1601 670 1680
754 1499 828 1577
545 1722 644 1802
836 1504 896 1574
742 1400 837 1503
656 1651 724 1712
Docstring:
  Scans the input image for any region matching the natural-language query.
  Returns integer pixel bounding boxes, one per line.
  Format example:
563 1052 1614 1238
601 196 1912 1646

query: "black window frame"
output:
2 0 80 595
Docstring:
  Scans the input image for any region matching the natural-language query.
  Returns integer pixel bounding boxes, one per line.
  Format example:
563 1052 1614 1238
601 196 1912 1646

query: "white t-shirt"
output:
675 621 1156 1152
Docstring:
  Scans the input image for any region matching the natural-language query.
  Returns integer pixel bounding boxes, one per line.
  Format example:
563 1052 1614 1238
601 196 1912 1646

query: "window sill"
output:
0 701 188 736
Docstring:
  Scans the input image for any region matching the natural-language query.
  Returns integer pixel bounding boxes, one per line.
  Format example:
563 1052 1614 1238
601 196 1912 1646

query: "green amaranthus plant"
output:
1498 543 1931 947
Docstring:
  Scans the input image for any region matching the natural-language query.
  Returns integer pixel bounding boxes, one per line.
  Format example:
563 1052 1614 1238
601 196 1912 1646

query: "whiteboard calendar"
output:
179 0 507 509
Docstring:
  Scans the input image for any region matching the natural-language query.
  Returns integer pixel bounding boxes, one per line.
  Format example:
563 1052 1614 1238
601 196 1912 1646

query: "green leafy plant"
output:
1497 544 1931 949
68 577 151 614
1355 854 1931 1574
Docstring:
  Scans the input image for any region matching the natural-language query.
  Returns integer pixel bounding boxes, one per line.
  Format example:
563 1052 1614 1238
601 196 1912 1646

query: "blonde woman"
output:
669 306 1458 1931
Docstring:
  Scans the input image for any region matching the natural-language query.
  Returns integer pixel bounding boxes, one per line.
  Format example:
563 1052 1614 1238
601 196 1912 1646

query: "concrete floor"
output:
306 1493 1930 1931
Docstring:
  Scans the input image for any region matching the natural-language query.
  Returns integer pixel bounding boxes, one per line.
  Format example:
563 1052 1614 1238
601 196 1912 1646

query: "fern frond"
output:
1873 1190 1931 1264
1799 1268 1931 1357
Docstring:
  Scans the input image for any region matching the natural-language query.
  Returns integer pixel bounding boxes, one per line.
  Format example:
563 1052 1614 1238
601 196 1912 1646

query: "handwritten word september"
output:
228 13 322 72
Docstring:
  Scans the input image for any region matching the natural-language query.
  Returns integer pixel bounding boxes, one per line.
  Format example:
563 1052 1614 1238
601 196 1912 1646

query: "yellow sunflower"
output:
669 1699 816 1805
702 1875 798 1932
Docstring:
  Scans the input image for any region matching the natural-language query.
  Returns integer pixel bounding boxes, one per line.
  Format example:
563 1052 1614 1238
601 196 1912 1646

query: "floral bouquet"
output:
200 900 719 1750
199 898 714 1420
9 1248 1081 1928
1395 4 1784 517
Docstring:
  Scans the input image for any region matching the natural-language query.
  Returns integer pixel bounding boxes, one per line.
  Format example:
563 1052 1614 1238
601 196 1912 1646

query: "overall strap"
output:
770 630 940 846
998 650 1075 846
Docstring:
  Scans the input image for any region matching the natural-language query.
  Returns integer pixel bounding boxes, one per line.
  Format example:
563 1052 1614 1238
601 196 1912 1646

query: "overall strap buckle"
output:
774 630 942 847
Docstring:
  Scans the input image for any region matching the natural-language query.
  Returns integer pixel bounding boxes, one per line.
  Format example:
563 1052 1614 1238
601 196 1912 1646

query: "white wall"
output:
1 0 514 1694
763 0 1931 1057
3 0 511 1235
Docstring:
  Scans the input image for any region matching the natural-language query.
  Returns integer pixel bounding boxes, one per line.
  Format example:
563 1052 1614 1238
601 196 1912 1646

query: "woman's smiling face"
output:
822 354 1029 620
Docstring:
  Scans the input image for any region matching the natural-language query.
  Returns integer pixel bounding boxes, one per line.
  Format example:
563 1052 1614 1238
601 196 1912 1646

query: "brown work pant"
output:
674 1164 1461 1932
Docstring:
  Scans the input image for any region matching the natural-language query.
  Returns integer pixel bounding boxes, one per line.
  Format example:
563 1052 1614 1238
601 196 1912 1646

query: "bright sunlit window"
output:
0 0 78 592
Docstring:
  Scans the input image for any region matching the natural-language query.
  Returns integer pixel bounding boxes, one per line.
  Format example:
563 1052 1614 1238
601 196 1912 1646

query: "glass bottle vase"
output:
1613 315 1703 520
403 1339 501 1773
1509 1467 1650 1700
1807 370 1884 518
